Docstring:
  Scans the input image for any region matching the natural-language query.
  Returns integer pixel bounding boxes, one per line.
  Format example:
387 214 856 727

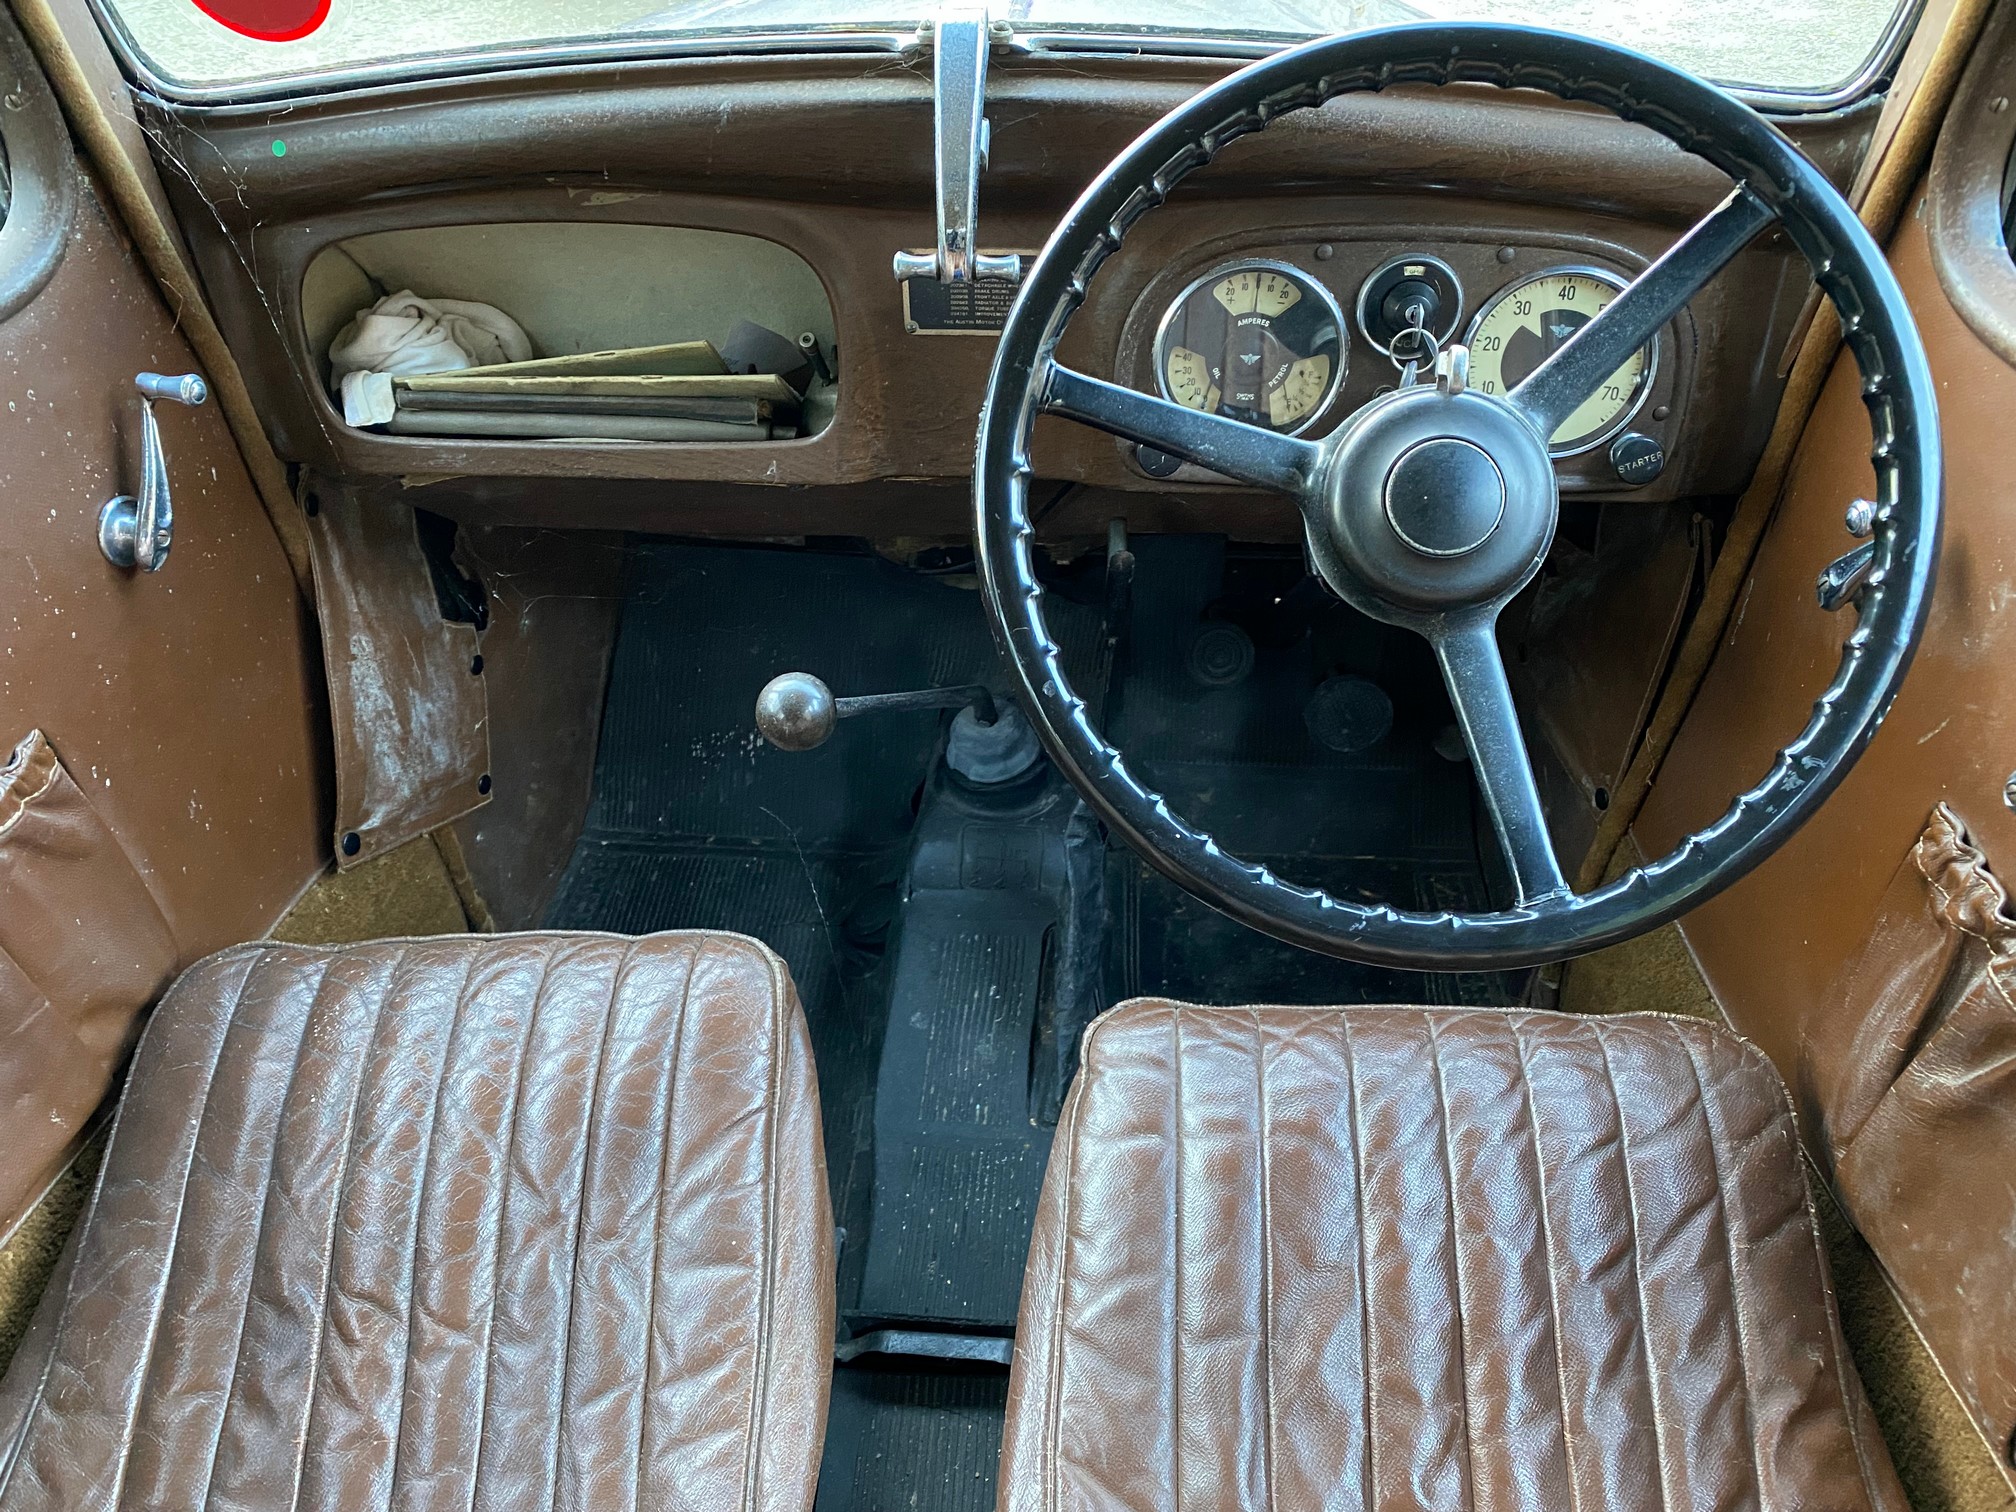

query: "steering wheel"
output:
974 23 1940 970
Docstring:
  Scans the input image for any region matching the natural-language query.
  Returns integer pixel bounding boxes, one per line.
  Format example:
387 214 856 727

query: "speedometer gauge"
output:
1154 261 1346 434
1465 266 1654 455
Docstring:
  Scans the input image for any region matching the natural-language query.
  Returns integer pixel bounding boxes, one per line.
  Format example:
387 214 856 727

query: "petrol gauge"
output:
1465 266 1654 455
1153 261 1346 434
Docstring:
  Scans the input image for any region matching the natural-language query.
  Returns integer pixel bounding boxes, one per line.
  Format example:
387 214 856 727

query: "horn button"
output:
1384 439 1505 557
1305 387 1559 616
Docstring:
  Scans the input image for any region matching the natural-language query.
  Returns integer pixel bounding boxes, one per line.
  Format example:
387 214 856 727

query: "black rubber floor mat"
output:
553 835 847 962
1111 853 1525 1009
1099 536 1525 1008
858 889 1054 1328
814 1367 1009 1512
546 836 895 1270
588 540 1097 845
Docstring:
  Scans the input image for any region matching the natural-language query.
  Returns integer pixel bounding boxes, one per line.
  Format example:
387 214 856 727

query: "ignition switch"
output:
1380 279 1442 336
1356 253 1463 356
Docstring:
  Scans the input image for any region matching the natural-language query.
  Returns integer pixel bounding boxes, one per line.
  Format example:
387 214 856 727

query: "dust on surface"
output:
270 833 473 945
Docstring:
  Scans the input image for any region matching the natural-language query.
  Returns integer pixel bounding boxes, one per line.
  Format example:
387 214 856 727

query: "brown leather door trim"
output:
0 11 75 322
304 483 491 868
11 0 315 596
0 731 176 1232
1927 0 2016 365
1822 805 2016 1483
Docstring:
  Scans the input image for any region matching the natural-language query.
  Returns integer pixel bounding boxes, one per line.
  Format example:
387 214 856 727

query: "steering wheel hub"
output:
1311 387 1557 615
1384 438 1506 557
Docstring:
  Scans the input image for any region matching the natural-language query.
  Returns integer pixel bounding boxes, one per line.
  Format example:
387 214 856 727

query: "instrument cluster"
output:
1135 239 1679 492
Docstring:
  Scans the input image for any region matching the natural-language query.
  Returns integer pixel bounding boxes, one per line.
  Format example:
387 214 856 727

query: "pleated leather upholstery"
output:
1001 1000 1905 1512
0 931 835 1512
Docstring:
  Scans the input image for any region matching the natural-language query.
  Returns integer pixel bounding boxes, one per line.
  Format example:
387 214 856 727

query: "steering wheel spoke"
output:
1040 362 1322 498
1509 184 1777 443
1431 618 1570 908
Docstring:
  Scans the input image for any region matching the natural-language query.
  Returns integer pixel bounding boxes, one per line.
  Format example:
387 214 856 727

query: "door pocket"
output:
0 730 176 1235
1828 803 2016 1474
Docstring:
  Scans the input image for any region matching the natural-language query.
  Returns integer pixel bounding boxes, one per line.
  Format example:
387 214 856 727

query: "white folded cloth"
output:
338 370 398 427
328 289 533 426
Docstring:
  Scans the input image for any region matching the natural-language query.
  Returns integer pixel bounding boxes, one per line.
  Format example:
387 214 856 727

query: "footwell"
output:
548 534 1524 1509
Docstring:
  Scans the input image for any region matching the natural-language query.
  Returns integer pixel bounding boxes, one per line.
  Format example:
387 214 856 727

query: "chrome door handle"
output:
99 372 208 572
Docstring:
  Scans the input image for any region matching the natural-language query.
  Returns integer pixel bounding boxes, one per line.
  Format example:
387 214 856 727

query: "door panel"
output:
1637 50 2016 1486
0 178 325 954
0 13 325 1220
1638 0 2016 1100
1639 206 2016 1093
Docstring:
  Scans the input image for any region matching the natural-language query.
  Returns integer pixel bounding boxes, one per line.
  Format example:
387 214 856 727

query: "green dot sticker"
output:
271 140 287 157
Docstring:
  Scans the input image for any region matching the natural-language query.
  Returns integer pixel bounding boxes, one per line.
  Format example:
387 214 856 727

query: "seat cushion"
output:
0 931 833 1512
1001 1000 1904 1512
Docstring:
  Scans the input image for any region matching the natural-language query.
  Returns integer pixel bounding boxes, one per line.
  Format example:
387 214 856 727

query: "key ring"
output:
1387 322 1441 382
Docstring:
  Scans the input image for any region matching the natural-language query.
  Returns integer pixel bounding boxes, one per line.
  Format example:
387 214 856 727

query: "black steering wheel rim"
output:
973 21 1940 971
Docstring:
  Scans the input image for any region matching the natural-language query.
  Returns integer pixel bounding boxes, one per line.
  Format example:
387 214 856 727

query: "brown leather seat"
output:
0 931 834 1511
1001 1000 1906 1512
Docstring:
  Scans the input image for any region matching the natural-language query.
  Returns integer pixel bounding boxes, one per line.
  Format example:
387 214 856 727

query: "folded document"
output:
341 339 802 440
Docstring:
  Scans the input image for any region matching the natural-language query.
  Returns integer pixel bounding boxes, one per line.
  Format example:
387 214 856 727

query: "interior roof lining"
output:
91 0 1927 117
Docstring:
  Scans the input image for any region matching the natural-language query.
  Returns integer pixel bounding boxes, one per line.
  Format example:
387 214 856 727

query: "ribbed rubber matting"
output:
858 890 1055 1328
814 1368 1010 1512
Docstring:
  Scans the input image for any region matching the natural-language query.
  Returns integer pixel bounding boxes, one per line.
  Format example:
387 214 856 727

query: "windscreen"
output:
101 0 1908 98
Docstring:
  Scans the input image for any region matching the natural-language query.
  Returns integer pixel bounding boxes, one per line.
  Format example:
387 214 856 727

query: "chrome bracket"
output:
890 7 1021 285
99 371 207 573
1435 342 1471 396
1816 541 1876 611
1816 496 1880 611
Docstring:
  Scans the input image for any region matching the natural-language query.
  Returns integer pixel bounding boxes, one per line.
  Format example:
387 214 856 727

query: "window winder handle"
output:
98 372 208 573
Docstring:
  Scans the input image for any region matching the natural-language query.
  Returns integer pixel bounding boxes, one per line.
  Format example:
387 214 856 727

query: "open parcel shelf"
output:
302 222 840 447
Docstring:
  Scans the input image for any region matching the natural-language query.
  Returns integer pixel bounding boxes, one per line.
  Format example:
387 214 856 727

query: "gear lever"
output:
755 672 998 752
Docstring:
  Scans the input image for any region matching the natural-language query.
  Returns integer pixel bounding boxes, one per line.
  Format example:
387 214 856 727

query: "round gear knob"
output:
755 672 837 751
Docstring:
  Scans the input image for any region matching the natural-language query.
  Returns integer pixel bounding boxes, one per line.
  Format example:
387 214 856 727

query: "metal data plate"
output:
900 254 1035 334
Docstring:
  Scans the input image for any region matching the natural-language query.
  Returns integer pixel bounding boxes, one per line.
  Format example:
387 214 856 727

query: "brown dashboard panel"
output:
152 51 1871 530
1105 227 1697 500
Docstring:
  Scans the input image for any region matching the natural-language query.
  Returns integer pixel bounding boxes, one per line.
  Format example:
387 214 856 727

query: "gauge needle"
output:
1503 306 1591 387
1261 329 1297 392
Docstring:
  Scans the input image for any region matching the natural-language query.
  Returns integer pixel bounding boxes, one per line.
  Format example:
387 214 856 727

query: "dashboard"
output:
151 51 1869 538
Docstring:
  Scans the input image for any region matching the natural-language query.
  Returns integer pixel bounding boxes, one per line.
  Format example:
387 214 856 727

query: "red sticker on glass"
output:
190 0 331 42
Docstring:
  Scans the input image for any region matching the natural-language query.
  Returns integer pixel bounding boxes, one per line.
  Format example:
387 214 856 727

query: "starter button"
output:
1609 431 1666 486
